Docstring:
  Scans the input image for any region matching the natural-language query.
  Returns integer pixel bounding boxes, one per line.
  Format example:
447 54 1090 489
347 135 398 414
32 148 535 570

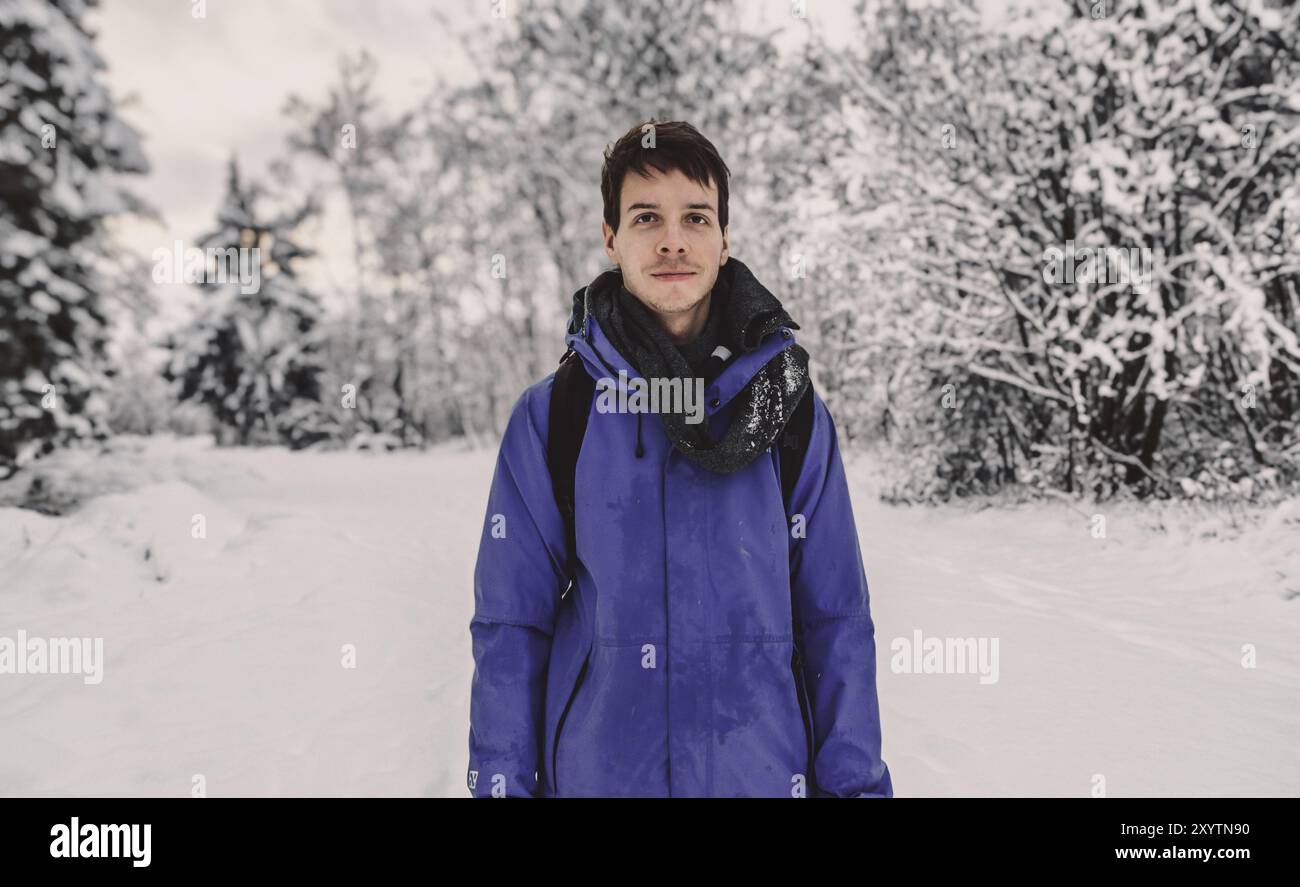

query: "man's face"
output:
602 166 728 317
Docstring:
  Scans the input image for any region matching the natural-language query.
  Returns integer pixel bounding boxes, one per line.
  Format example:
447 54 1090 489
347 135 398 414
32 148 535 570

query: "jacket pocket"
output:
551 649 592 797
791 645 815 793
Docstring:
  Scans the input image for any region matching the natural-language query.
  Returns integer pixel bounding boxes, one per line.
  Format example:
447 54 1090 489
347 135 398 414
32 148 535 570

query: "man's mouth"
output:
651 271 696 282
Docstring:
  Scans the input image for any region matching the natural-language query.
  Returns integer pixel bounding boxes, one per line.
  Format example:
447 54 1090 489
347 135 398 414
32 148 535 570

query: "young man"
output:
466 120 892 798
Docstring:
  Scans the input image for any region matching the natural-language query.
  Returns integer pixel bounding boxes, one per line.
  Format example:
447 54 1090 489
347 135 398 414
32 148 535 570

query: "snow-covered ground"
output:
1 434 1296 797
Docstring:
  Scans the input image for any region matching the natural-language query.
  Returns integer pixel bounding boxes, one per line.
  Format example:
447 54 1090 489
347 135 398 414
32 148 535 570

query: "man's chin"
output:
626 281 695 306
642 293 709 315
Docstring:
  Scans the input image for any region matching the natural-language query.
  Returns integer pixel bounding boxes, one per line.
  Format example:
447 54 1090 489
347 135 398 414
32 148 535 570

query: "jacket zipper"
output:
791 646 815 793
551 654 590 796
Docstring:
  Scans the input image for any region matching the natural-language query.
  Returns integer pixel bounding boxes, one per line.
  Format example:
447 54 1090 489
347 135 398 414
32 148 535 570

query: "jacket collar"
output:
564 312 796 419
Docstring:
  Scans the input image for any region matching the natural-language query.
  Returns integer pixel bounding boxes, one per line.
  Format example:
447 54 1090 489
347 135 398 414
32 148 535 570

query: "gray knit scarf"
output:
566 257 810 474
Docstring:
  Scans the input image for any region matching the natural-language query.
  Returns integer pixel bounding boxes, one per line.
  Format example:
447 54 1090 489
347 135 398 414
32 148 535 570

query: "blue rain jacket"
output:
467 309 893 798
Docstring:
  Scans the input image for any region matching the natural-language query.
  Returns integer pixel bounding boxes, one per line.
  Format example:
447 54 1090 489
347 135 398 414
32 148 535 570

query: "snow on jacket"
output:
466 309 894 798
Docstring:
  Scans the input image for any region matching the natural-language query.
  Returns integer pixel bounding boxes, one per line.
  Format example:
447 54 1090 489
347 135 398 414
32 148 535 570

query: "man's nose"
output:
657 221 689 254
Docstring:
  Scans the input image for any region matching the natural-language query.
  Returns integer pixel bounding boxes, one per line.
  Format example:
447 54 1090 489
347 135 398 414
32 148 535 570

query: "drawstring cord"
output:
634 412 644 458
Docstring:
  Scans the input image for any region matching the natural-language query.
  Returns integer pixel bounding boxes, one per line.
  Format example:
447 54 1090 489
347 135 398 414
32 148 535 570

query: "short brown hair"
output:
600 119 731 235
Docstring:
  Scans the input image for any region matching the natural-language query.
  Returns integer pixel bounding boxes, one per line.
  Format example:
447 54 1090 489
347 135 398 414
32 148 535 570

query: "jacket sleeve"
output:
787 389 894 798
466 378 569 797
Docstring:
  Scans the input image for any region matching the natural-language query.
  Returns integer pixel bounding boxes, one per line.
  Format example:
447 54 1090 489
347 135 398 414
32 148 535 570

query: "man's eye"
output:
633 214 708 224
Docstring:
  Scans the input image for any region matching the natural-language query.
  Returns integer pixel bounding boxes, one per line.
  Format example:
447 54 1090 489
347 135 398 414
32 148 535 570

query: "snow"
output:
849 458 1300 797
0 435 1297 797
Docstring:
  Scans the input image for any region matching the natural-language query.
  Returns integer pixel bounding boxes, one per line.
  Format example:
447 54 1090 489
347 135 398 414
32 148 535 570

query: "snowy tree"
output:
163 159 336 449
0 0 148 477
282 52 436 447
805 0 1300 501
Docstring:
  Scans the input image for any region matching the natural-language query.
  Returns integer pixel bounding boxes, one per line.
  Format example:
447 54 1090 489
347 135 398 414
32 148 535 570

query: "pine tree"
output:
0 0 148 478
163 158 336 449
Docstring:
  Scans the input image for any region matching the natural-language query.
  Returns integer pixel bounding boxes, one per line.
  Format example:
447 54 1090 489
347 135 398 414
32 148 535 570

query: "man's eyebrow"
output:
625 202 716 215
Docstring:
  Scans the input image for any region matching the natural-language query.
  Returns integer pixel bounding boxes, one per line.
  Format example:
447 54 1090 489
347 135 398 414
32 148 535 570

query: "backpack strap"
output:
778 381 816 516
547 349 596 588
777 383 817 629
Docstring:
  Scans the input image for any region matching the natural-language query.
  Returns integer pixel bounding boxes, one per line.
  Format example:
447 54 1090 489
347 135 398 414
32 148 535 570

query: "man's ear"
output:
602 220 618 264
720 225 729 265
